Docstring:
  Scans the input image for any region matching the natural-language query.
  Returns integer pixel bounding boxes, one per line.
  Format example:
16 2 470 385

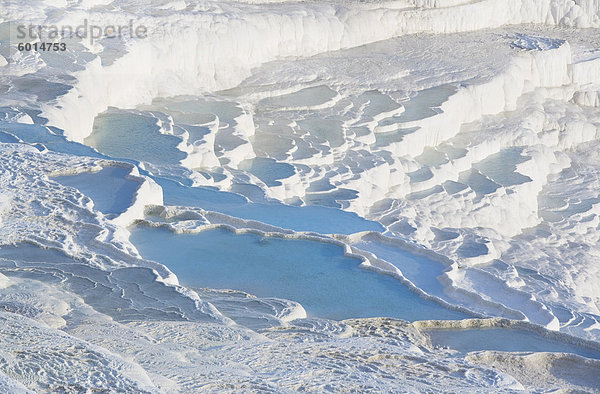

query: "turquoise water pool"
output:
55 166 139 216
156 177 384 235
426 327 600 360
130 226 468 321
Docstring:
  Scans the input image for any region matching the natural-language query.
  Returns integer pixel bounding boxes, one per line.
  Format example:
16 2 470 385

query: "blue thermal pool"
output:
54 166 139 216
426 327 600 360
129 226 469 321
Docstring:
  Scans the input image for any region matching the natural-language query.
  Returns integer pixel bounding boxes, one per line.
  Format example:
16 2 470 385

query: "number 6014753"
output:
17 42 66 51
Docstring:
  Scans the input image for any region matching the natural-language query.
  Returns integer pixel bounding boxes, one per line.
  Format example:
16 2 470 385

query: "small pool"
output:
397 85 456 122
426 327 600 360
354 238 448 300
238 157 296 187
129 226 469 321
85 110 186 165
156 177 384 235
54 166 139 216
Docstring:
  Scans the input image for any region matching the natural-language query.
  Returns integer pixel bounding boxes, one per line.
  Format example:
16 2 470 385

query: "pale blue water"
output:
397 85 456 122
54 167 139 216
239 157 296 187
354 240 448 300
0 120 107 158
85 111 186 165
129 226 469 321
0 130 19 143
473 147 532 187
259 85 337 109
426 328 600 360
156 177 384 235
69 107 383 235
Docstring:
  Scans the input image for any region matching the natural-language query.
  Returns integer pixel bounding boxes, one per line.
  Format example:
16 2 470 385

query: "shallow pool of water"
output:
156 177 384 235
54 166 139 216
238 157 296 187
130 226 468 321
426 327 600 360
354 239 448 300
85 110 186 165
398 85 456 122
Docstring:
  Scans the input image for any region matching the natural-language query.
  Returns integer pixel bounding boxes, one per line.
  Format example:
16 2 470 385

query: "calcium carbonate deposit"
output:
1 0 600 391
